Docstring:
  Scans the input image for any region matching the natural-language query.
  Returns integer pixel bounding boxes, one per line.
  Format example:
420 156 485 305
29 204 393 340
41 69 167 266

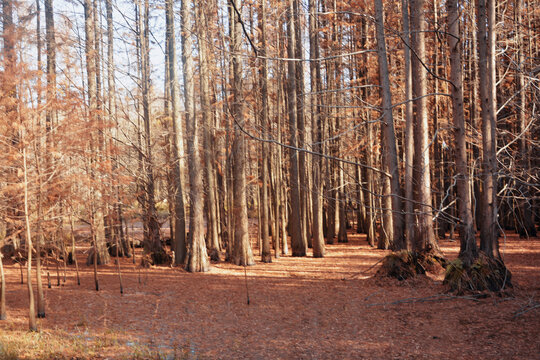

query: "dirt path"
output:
0 232 539 359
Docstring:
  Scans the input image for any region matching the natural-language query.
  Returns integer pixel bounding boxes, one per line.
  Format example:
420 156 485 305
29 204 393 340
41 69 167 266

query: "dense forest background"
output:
0 0 539 337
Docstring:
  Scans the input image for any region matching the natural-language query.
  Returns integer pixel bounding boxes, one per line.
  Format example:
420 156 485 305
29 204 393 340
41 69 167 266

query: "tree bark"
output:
402 0 414 250
286 0 307 257
231 0 255 266
477 0 500 258
182 0 210 272
84 0 110 266
165 0 187 265
447 0 477 266
309 0 325 257
23 148 37 331
410 0 438 253
374 0 405 250
258 0 272 263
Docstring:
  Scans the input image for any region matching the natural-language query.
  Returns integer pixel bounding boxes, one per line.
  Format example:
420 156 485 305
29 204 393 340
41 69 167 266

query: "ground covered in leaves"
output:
0 231 539 359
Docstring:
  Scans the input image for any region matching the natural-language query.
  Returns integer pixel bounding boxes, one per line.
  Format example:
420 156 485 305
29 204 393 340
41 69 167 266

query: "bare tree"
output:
182 0 209 272
231 0 254 266
286 0 306 257
165 0 187 265
410 0 438 253
447 0 477 266
477 0 499 258
374 0 405 250
309 0 325 258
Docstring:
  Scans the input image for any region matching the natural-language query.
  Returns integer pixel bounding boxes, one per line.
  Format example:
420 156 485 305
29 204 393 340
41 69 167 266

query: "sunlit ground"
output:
0 231 539 359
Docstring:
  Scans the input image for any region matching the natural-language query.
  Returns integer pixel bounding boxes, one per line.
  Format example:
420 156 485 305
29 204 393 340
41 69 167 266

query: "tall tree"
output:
477 0 499 258
84 0 110 267
165 0 187 265
196 0 220 261
374 0 405 250
23 148 37 331
401 0 414 250
447 0 477 266
230 0 254 266
182 0 209 272
286 0 307 256
258 0 272 263
309 0 325 258
139 0 166 264
410 0 438 253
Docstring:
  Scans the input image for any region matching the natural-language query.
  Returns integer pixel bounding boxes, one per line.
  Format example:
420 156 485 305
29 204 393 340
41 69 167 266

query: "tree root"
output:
376 250 447 281
444 252 512 293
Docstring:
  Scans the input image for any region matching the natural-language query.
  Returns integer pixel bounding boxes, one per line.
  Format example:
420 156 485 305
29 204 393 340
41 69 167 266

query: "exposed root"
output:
444 252 512 294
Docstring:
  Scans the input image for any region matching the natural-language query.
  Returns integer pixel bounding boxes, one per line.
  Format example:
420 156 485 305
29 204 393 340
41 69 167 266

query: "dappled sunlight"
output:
0 231 539 359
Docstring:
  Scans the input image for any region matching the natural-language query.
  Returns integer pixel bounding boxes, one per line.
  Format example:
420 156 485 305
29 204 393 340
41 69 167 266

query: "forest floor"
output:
0 229 539 359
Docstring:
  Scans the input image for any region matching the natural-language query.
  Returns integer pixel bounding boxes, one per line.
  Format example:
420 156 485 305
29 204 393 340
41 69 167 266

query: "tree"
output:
196 0 221 261
477 0 499 258
309 0 325 258
258 0 272 263
165 0 187 265
84 0 110 269
230 0 254 266
374 0 405 250
447 0 477 266
410 0 438 253
182 0 209 272
286 0 306 257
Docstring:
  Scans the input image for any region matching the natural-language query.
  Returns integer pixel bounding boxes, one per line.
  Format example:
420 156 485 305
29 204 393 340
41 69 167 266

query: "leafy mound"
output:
444 253 512 293
377 250 447 280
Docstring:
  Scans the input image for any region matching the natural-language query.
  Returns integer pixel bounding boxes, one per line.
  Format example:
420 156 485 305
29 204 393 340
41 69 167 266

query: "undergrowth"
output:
376 250 446 280
444 253 512 294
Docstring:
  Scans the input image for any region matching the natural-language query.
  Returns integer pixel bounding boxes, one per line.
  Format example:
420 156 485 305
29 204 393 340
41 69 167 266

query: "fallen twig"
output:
513 298 540 319
366 293 483 307
342 258 385 280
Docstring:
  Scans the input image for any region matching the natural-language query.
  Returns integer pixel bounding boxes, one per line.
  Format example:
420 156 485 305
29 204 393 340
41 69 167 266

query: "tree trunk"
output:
84 0 110 266
181 0 210 272
286 0 306 257
447 0 477 266
258 0 272 263
196 2 220 261
23 148 37 331
410 0 438 253
165 0 187 265
374 0 405 250
477 0 500 258
515 0 536 238
231 0 255 266
309 0 325 258
402 0 414 250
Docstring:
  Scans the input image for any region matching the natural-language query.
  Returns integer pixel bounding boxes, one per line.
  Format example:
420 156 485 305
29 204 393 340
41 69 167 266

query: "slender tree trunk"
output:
140 0 165 264
374 0 405 250
231 0 255 266
515 0 536 238
286 0 306 257
477 0 499 258
448 0 477 266
84 0 110 266
310 0 325 257
165 0 187 265
402 0 414 250
196 1 220 261
410 0 438 253
258 0 272 263
182 0 210 272
23 148 37 331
